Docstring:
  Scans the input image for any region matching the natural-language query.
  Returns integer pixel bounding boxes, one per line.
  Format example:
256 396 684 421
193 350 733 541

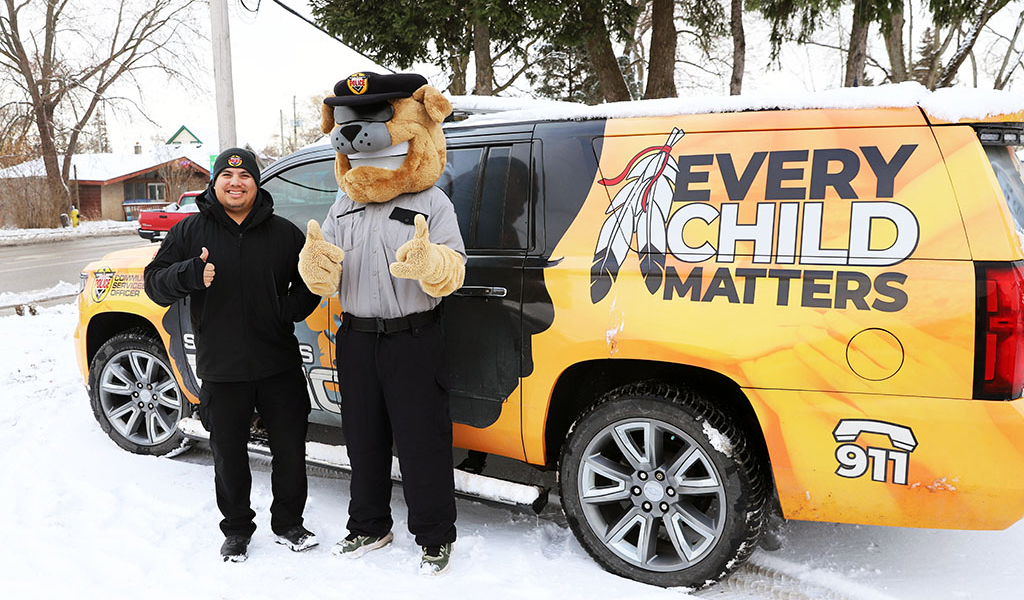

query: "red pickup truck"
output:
137 190 202 242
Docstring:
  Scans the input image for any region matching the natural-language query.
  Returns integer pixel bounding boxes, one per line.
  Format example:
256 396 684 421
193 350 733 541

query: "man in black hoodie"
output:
144 148 320 562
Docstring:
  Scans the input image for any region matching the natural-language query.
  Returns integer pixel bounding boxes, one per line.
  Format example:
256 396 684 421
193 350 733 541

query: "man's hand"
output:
199 247 215 288
298 220 344 297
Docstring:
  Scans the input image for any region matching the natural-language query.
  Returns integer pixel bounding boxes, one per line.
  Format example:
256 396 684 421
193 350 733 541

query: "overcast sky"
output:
105 0 443 156
103 0 1023 158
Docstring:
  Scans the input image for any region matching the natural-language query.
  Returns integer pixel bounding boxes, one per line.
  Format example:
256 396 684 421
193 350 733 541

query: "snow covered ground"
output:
0 219 137 247
1 302 1021 600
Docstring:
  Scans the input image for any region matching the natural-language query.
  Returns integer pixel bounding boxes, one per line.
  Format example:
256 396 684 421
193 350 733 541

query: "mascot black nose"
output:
340 124 362 143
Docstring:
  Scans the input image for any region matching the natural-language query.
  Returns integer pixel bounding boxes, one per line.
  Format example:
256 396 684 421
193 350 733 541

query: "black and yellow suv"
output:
76 88 1024 587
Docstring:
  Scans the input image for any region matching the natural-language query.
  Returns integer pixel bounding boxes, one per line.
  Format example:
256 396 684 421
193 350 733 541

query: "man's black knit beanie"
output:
211 147 261 187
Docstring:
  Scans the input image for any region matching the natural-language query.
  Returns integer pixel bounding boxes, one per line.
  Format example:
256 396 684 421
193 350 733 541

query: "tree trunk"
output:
448 54 469 95
730 0 745 95
472 16 494 95
580 0 631 103
884 3 908 82
643 0 676 99
844 0 870 87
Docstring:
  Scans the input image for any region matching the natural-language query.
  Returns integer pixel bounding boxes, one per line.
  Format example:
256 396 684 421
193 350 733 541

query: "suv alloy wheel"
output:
559 382 767 588
88 329 191 456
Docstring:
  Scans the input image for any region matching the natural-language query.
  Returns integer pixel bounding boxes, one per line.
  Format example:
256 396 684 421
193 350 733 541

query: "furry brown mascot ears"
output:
320 84 452 204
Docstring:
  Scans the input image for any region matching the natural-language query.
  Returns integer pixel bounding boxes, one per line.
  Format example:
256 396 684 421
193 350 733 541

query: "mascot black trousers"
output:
336 317 457 547
198 368 311 538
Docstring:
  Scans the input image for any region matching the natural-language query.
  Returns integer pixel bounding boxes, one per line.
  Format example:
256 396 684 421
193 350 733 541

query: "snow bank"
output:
0 220 137 247
0 280 78 308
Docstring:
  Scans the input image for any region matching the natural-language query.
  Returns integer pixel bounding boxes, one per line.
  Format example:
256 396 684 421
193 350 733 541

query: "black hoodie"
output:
144 184 320 382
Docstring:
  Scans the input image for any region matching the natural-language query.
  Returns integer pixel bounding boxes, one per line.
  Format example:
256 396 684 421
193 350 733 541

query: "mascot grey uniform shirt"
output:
321 187 466 318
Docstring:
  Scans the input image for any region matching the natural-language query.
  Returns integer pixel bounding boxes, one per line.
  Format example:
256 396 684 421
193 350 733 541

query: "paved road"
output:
0 234 151 298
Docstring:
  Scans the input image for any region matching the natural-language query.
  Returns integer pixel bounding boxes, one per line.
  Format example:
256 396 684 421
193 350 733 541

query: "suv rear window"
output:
985 145 1024 233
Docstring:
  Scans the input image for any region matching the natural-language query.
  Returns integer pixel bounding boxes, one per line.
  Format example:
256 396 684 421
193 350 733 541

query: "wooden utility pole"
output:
210 0 237 150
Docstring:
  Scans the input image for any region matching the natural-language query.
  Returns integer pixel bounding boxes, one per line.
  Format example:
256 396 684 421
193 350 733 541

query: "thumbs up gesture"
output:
389 214 439 281
298 220 344 297
199 247 215 288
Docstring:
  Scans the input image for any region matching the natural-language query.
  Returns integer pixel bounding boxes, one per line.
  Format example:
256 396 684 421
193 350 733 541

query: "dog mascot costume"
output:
297 72 465 574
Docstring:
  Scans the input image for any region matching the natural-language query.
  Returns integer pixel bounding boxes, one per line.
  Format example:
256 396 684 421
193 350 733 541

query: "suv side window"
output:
261 159 338 228
439 144 531 251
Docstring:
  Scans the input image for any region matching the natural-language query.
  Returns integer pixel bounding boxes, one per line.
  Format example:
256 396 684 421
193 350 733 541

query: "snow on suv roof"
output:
456 82 1024 127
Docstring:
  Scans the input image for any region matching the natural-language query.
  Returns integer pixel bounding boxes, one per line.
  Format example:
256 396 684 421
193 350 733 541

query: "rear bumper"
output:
748 389 1024 530
137 228 164 242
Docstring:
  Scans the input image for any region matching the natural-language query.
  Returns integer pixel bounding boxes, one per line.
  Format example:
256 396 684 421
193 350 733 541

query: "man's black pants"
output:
198 367 310 538
336 318 457 547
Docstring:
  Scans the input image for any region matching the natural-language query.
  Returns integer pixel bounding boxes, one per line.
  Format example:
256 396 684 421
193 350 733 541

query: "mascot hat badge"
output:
319 71 452 204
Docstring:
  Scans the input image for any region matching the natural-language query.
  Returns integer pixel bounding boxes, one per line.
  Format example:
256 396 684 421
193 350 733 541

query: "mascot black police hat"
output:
324 72 428 107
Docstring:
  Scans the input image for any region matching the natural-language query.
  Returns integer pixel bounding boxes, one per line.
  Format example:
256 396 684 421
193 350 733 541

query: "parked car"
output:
75 92 1024 588
137 189 203 242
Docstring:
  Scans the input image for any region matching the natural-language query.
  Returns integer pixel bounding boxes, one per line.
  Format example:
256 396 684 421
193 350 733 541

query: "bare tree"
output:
991 9 1024 89
156 153 206 203
936 0 1013 87
0 0 201 227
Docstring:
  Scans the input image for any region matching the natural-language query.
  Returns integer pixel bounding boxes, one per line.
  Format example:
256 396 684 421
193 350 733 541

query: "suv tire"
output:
88 330 191 456
559 382 767 588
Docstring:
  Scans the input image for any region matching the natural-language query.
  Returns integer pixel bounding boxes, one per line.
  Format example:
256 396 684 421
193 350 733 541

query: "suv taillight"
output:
975 261 1024 399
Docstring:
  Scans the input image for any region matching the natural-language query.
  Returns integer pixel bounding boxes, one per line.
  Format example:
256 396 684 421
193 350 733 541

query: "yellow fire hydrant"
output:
70 206 79 227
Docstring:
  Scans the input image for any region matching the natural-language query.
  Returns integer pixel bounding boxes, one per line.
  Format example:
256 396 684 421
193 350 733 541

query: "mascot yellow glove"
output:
389 214 465 297
298 220 345 297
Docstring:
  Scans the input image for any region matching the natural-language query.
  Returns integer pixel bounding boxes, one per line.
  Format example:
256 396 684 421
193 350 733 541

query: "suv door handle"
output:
455 286 508 298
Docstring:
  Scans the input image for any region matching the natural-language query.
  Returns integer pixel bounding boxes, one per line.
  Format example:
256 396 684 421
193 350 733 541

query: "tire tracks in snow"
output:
696 552 900 600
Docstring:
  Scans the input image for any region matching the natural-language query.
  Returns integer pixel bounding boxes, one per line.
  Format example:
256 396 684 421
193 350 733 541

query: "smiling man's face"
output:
214 167 257 220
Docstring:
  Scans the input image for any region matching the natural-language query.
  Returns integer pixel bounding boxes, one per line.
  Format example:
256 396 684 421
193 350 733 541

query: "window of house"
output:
147 182 166 201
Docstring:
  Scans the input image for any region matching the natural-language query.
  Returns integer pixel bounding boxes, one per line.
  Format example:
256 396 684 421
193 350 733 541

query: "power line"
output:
265 0 395 73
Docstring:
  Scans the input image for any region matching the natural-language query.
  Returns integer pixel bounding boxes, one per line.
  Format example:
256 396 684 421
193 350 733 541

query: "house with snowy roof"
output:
0 144 211 222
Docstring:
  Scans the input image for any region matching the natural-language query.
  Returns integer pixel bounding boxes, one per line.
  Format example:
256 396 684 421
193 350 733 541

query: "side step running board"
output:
178 417 549 513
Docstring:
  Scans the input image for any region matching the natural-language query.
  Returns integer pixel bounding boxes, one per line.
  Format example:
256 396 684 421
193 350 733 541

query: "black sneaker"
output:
220 535 250 562
275 525 319 552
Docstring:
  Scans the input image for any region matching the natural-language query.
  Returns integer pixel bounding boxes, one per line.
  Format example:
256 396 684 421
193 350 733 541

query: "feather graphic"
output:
592 128 684 301
591 201 635 303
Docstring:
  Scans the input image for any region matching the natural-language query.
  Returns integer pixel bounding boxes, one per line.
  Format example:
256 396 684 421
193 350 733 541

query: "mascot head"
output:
321 72 452 204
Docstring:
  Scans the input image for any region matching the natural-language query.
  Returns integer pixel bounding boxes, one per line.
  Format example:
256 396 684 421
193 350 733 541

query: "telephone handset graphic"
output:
833 419 918 485
832 419 918 452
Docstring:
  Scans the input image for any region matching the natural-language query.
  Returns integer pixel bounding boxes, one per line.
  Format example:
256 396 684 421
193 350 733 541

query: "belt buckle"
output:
374 318 386 334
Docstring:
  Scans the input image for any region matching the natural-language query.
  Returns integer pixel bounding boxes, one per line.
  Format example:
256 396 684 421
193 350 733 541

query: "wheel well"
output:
86 312 161 366
543 360 771 476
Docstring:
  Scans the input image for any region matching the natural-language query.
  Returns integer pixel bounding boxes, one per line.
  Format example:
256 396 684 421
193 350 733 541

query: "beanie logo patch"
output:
227 155 243 167
347 73 368 95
